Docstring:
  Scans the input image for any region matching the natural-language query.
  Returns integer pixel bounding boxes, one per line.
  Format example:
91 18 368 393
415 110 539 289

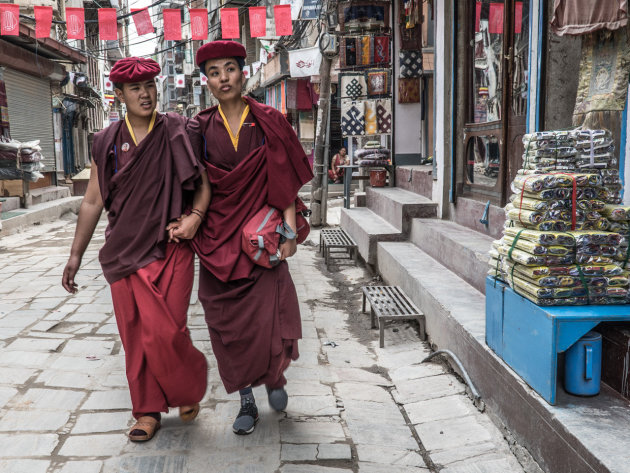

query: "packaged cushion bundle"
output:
356 140 390 167
521 131 578 173
0 138 45 181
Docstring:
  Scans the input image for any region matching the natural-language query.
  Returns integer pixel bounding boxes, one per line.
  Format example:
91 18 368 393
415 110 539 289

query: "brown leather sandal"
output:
128 416 161 442
179 403 200 423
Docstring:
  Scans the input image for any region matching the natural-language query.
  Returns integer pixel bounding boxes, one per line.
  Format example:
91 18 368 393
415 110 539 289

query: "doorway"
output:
460 0 530 205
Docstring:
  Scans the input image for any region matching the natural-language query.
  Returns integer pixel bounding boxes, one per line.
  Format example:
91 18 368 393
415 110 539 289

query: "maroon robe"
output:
192 98 313 393
92 113 208 417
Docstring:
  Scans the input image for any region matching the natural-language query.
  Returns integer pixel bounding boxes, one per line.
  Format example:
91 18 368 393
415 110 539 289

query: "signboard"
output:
109 111 120 124
301 0 321 20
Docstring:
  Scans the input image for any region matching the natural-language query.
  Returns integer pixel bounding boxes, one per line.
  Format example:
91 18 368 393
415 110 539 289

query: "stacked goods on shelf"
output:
489 128 629 306
0 139 45 182
355 141 390 167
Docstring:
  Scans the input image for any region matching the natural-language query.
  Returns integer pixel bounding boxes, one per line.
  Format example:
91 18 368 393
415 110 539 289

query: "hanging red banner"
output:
249 6 266 38
163 9 182 41
98 8 118 41
0 4 19 36
274 5 292 36
488 3 504 34
475 2 481 33
131 8 154 36
189 9 208 40
515 2 523 34
220 8 240 39
66 8 85 40
34 6 53 38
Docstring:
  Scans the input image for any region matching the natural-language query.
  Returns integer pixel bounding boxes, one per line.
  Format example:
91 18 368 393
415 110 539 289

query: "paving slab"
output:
0 409 70 432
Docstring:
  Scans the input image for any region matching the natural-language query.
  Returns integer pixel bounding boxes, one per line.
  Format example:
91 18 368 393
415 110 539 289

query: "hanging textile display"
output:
367 69 390 97
131 8 154 36
340 72 367 100
573 29 630 128
373 36 390 64
360 35 372 65
288 46 322 78
376 99 392 134
399 50 422 78
341 99 365 136
34 6 53 39
364 100 377 135
340 37 358 67
398 77 420 103
551 0 628 36
399 0 421 50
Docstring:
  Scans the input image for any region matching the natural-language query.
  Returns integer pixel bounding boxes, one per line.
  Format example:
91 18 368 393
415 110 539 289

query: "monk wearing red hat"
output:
172 40 313 435
62 57 210 442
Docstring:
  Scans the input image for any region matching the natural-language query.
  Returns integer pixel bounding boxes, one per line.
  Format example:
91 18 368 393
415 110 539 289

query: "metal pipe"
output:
449 0 457 203
422 349 483 410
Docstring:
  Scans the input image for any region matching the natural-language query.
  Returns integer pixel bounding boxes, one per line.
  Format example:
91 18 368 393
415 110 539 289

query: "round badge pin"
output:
122 143 130 152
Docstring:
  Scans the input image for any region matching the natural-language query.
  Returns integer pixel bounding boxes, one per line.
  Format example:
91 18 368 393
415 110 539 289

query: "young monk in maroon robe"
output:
61 57 210 442
178 41 313 435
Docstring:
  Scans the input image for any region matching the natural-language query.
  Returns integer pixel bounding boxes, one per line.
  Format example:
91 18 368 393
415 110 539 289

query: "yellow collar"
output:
218 104 250 152
125 110 157 146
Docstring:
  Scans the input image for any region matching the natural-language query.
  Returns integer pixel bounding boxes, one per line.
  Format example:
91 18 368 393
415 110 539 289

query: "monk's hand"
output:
171 213 202 241
278 238 297 261
62 255 81 294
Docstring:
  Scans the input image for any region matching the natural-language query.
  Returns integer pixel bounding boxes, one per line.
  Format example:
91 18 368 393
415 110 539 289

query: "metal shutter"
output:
3 69 56 172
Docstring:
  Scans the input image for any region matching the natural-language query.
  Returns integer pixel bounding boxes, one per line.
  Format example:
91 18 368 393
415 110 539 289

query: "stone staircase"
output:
339 183 630 473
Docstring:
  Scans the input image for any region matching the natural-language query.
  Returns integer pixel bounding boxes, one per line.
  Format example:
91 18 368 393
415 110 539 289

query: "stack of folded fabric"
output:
520 131 578 173
489 127 629 307
0 139 45 182
355 141 390 167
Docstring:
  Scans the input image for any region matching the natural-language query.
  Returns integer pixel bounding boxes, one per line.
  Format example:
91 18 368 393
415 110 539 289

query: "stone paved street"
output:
0 211 530 473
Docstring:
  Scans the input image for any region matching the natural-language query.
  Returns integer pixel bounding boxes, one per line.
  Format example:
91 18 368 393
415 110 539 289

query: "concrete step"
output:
395 165 434 199
410 218 494 294
340 207 404 265
377 241 630 473
28 186 71 206
366 187 438 233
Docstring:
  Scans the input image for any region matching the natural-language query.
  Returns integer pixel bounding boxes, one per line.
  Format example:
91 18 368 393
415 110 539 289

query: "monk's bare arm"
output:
169 171 211 241
62 160 104 293
279 201 297 261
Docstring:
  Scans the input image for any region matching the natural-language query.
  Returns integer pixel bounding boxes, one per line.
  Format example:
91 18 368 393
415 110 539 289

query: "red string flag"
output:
131 8 154 36
0 4 20 36
98 8 118 41
475 1 481 33
66 8 85 40
249 7 266 38
488 3 504 34
220 8 240 39
163 9 182 41
34 6 53 38
189 9 208 40
274 5 292 36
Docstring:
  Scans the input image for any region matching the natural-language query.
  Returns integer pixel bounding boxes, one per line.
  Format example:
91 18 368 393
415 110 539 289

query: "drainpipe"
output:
449 0 457 203
391 0 397 184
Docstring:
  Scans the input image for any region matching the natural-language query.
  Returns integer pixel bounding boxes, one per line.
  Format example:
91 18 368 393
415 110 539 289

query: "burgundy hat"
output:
109 57 161 83
196 40 246 69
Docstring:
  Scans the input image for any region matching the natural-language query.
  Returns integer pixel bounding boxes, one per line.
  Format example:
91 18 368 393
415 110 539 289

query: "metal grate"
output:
362 285 426 347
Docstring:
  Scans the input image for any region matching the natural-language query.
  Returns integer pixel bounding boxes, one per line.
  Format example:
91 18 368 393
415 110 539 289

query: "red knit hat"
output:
196 40 246 69
109 57 161 83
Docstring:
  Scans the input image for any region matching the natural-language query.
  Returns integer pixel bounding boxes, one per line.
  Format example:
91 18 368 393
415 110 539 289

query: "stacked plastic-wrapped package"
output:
355 141 390 167
489 129 629 306
0 139 45 182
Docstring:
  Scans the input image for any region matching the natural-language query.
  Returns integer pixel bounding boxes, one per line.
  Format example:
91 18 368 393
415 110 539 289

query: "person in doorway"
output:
170 40 312 436
328 147 348 184
61 57 210 443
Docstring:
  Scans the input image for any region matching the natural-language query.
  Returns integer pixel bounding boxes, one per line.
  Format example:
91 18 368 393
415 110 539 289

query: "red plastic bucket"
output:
369 168 387 187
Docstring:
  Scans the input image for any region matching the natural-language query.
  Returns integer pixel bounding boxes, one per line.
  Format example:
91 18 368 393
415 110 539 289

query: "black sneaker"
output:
232 398 259 435
266 386 288 411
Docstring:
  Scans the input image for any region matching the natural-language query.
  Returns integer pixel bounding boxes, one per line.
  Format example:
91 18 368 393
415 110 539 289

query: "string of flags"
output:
0 4 293 40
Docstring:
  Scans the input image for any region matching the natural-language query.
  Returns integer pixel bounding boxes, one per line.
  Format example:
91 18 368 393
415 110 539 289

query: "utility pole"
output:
310 1 337 227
